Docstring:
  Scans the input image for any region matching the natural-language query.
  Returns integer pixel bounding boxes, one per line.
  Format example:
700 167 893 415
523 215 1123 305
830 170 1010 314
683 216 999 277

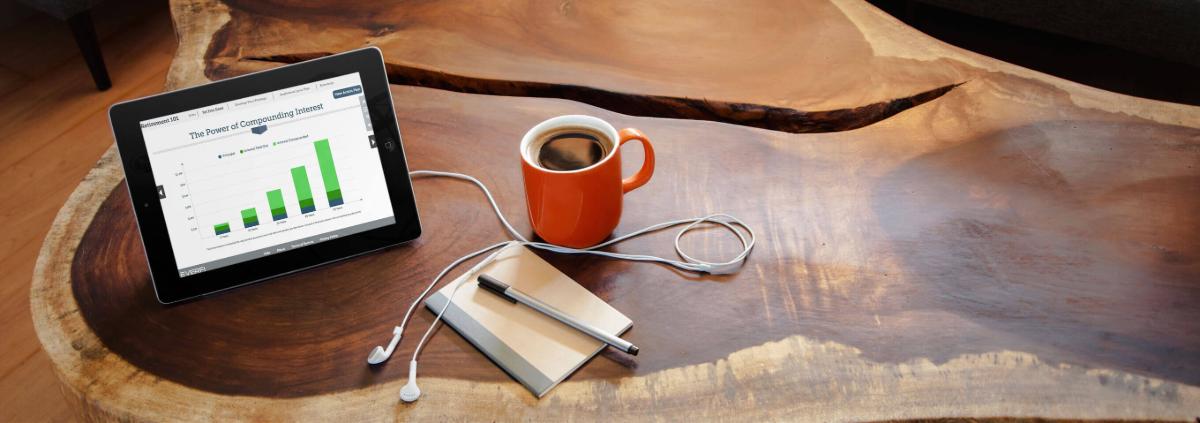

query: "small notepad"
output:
424 244 632 397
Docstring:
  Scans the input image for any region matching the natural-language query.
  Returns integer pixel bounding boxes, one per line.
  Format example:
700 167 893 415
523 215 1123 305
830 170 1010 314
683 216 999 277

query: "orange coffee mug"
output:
520 115 655 248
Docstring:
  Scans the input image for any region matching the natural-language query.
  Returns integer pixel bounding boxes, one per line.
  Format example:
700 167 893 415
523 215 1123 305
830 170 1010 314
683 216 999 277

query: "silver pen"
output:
477 274 639 355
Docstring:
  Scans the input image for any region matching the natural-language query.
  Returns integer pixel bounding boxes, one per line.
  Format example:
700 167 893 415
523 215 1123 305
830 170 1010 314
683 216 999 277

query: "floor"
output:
0 0 175 420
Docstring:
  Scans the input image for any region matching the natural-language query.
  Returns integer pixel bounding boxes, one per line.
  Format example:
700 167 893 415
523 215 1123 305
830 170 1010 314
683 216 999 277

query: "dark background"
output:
868 0 1200 106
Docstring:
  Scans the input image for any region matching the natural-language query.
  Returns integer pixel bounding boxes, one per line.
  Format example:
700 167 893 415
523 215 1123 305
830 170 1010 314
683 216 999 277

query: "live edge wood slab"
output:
30 0 1200 421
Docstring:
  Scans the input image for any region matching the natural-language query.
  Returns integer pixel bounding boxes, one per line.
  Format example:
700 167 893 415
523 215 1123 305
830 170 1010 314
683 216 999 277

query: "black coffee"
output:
534 129 610 171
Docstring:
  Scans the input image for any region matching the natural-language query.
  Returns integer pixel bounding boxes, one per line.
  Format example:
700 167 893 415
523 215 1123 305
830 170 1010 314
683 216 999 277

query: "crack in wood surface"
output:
240 53 962 134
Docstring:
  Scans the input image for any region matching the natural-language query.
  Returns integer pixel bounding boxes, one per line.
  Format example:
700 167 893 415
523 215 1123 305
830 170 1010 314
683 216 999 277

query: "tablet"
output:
109 47 421 304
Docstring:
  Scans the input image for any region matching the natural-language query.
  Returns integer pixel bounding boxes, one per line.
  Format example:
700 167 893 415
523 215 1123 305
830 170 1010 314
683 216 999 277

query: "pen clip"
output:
477 274 517 303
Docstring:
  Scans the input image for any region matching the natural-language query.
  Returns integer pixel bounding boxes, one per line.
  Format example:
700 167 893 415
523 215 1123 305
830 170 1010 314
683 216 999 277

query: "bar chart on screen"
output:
178 137 362 242
139 72 396 274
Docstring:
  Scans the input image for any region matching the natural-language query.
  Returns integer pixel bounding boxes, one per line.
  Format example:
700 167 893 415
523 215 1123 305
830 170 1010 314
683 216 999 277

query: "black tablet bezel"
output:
109 47 420 304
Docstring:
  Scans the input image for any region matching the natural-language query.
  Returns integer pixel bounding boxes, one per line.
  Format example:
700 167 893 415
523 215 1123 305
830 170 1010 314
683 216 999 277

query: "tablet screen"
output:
138 72 396 277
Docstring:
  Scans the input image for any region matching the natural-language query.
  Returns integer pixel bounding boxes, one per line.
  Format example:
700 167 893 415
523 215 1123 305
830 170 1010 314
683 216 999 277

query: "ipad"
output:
109 47 421 304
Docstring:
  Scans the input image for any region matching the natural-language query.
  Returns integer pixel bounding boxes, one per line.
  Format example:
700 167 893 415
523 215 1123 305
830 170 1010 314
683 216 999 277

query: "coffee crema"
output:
531 128 611 171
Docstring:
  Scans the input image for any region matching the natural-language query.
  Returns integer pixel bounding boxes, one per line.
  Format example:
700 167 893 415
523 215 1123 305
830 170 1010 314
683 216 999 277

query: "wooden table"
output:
31 0 1200 420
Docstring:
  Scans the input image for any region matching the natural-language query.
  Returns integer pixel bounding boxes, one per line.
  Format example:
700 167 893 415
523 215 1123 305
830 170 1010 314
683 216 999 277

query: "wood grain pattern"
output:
0 1 175 420
72 81 1200 397
246 52 963 134
31 0 1200 420
201 0 978 134
203 0 971 113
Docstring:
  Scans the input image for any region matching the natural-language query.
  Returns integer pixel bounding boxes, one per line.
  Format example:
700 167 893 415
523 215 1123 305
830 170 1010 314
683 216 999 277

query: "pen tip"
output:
629 345 639 356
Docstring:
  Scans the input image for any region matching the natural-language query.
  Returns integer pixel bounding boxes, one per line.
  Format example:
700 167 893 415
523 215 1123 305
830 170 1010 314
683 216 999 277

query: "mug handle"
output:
618 128 655 193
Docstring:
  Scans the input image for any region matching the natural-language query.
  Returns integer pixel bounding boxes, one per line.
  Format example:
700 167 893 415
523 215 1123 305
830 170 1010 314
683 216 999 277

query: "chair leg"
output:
67 10 112 91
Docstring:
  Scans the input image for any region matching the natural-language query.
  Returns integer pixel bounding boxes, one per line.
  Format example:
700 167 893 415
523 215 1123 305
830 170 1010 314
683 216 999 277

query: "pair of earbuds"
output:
366 171 755 403
367 328 421 402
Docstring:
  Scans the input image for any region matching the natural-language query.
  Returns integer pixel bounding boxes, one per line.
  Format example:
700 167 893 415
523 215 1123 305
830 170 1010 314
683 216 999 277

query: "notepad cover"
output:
424 244 632 397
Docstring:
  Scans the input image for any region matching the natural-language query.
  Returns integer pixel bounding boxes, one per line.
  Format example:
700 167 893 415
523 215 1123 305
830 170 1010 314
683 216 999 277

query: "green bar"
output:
213 222 230 235
290 166 316 213
266 189 287 220
240 208 258 227
314 139 343 204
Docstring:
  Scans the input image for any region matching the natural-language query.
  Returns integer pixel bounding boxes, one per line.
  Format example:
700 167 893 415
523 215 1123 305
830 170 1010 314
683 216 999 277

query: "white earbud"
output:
399 360 421 402
366 326 403 365
368 171 755 404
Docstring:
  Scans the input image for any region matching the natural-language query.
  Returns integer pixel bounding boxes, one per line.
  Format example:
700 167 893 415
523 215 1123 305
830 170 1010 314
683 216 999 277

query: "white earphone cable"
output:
373 170 756 401
408 240 512 361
